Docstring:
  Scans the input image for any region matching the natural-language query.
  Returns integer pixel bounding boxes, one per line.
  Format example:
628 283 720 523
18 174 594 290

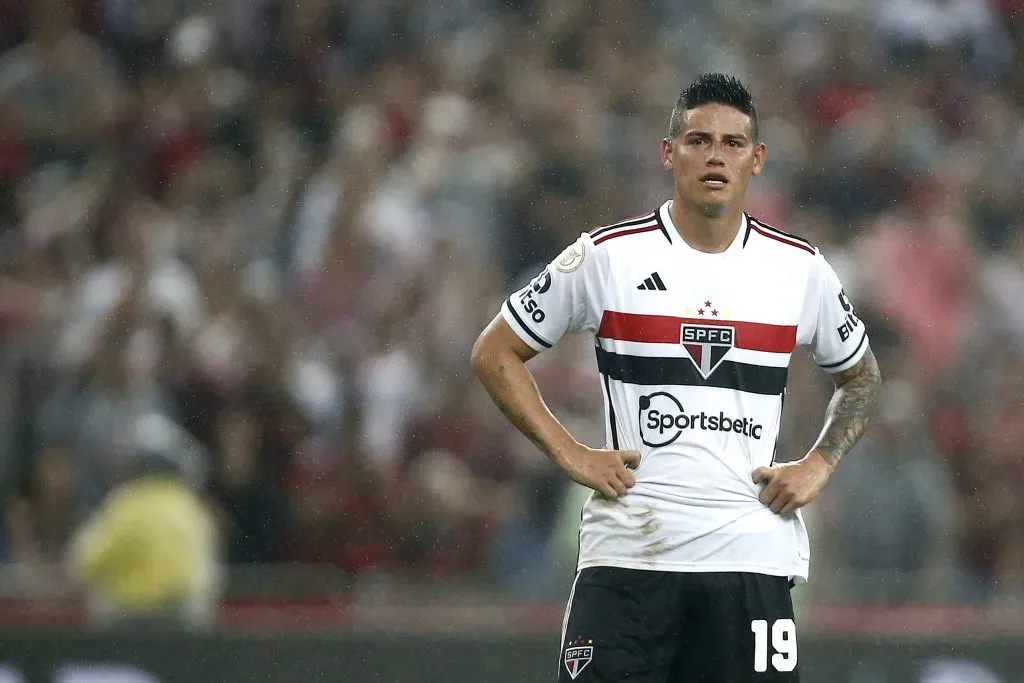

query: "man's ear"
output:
751 142 767 176
661 138 674 171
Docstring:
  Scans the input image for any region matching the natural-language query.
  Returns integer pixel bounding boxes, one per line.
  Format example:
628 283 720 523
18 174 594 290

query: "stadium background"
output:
0 0 1023 680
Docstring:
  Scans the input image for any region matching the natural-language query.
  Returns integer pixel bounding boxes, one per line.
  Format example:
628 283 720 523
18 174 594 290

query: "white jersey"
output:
500 201 868 583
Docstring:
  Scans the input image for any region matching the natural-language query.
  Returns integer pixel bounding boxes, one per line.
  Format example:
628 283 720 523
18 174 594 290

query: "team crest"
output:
563 638 593 679
680 323 734 379
555 237 586 273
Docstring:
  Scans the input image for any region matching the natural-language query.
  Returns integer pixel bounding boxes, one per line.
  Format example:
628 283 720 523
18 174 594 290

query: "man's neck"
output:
669 198 744 254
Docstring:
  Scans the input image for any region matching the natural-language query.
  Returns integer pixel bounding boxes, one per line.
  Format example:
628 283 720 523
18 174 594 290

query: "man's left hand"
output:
752 452 834 515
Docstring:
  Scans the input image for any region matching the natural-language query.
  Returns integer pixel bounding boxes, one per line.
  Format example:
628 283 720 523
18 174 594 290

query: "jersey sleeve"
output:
797 251 869 373
501 233 601 352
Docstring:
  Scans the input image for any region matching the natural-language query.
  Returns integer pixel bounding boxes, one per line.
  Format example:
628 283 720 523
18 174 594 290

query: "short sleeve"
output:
797 251 869 373
501 233 600 352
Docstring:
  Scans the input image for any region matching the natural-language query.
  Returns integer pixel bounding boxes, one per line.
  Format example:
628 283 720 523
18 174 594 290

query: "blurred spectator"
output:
206 397 287 564
283 434 391 573
0 0 126 168
68 414 218 629
947 358 1024 603
4 438 79 565
875 0 1011 73
858 182 976 377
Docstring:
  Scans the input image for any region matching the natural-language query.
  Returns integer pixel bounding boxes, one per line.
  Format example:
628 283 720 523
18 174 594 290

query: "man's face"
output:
661 103 766 218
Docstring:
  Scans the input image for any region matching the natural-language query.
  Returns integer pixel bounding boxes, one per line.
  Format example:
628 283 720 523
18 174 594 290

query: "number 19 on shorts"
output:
750 619 797 673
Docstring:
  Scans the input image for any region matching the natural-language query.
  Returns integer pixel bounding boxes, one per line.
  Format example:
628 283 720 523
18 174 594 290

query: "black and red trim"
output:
747 217 816 255
590 212 657 239
590 211 665 246
593 225 660 245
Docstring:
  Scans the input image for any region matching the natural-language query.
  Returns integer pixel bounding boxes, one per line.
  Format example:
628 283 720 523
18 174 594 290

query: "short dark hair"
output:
668 73 758 141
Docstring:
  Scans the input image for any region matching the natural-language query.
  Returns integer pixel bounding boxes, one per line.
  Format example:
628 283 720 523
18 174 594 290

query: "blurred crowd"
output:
0 0 1022 607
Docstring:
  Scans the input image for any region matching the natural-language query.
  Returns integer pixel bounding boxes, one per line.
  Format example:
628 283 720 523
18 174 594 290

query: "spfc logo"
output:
680 324 734 379
563 640 593 680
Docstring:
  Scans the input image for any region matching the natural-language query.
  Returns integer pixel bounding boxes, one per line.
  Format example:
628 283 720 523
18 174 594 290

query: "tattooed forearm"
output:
812 346 882 467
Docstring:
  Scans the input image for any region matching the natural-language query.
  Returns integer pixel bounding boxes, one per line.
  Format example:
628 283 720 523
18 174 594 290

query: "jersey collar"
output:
659 201 748 256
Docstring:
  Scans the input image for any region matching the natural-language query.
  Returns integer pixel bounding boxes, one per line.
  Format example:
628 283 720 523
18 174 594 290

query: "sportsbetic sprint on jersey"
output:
638 391 764 448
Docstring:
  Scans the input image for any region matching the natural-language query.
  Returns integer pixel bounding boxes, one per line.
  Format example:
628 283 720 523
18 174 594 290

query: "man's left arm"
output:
753 345 882 515
810 345 883 468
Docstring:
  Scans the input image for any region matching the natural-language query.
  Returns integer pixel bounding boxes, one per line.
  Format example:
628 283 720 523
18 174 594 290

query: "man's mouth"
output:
700 173 728 186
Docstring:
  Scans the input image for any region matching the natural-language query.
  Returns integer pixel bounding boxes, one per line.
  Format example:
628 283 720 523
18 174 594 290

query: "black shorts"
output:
558 567 799 683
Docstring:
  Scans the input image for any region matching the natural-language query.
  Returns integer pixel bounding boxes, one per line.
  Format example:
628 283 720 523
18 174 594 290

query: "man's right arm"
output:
470 315 639 498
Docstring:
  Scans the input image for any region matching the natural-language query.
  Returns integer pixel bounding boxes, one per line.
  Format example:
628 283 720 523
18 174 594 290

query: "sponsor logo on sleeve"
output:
516 268 555 325
518 288 545 323
835 289 861 342
529 269 551 294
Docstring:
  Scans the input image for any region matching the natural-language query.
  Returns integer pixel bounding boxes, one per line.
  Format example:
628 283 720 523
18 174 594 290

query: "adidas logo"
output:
637 272 667 291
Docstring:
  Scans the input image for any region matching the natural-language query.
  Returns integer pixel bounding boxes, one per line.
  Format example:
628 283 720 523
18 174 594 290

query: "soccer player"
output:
471 73 882 682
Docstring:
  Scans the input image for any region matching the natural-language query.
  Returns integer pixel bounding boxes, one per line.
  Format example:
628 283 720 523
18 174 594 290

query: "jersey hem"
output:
576 557 809 584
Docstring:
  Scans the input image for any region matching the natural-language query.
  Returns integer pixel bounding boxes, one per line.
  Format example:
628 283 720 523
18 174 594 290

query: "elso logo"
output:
638 392 763 447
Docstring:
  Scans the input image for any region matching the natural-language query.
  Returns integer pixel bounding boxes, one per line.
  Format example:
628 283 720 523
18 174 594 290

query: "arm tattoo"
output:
813 346 882 467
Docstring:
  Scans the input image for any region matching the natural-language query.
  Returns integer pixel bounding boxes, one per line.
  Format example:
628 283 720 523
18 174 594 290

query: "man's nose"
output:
705 142 725 164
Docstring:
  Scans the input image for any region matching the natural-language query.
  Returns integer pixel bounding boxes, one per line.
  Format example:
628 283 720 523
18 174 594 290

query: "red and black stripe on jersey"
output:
590 211 671 246
596 310 796 396
599 312 796 353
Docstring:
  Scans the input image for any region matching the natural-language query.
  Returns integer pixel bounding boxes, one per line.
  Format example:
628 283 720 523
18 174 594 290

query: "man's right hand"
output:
556 445 641 498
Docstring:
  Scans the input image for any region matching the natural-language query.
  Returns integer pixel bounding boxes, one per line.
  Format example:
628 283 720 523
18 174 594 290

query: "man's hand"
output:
557 445 641 499
752 452 834 515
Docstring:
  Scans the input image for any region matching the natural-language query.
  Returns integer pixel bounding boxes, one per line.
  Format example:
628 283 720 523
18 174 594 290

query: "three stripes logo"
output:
637 272 666 291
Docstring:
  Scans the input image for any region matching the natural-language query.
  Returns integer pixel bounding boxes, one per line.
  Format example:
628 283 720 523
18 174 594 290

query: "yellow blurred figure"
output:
69 415 220 629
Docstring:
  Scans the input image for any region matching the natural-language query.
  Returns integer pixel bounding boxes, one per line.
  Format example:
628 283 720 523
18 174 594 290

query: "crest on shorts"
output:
564 638 593 679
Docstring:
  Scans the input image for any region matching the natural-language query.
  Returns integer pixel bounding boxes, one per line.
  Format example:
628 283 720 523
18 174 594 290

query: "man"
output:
471 73 882 682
